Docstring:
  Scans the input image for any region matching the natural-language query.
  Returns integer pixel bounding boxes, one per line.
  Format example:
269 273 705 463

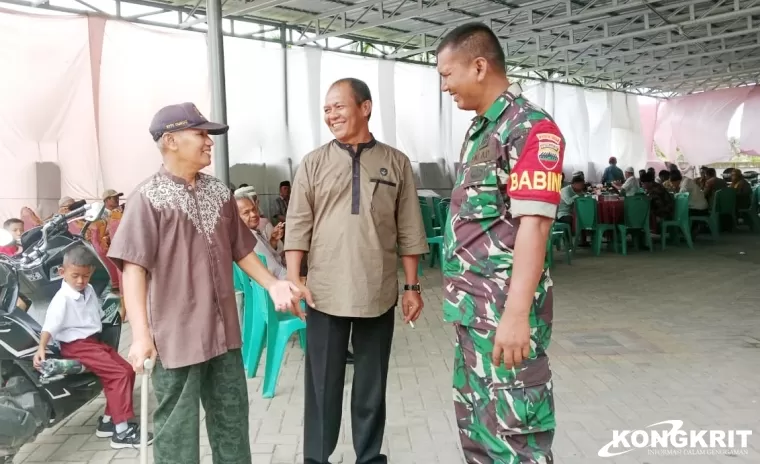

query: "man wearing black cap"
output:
108 102 311 464
271 180 291 225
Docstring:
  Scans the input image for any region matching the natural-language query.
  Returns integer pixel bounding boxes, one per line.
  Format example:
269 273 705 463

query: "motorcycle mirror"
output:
68 199 87 211
83 202 105 222
0 229 14 247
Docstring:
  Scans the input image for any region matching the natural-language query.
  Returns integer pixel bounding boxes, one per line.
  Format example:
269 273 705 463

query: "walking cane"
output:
140 358 154 464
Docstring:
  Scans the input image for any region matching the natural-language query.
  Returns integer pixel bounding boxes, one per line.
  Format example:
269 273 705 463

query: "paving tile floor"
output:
12 232 760 464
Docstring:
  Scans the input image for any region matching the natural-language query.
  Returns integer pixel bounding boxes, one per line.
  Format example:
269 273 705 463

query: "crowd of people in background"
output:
557 155 756 240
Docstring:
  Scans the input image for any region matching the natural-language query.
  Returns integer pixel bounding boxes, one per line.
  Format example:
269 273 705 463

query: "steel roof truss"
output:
179 0 297 29
292 0 472 47
388 0 713 59
545 40 760 79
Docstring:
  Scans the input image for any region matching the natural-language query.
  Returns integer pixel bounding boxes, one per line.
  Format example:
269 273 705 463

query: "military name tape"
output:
536 132 561 144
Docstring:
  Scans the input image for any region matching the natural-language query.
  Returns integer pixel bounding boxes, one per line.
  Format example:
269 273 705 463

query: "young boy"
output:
32 246 152 449
0 218 24 256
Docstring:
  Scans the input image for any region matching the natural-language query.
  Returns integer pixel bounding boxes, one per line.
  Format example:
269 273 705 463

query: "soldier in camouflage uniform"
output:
436 23 565 464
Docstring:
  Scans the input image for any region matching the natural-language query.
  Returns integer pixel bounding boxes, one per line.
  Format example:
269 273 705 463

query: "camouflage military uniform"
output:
442 87 564 464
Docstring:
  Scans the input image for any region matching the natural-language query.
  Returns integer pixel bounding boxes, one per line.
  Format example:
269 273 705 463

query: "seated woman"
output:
234 192 286 279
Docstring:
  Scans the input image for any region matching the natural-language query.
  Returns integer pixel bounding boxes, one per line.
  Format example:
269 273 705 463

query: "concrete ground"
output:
12 232 760 464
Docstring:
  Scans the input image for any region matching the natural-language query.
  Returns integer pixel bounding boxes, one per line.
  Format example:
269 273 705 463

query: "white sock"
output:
102 415 111 423
115 422 129 434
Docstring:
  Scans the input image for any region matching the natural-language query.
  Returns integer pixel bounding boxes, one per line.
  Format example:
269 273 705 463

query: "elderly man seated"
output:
235 193 286 279
640 172 674 223
234 186 283 254
557 174 586 225
613 167 640 196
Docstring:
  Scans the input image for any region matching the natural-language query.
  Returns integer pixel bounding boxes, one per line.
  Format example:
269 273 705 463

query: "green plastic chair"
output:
546 223 572 267
233 264 266 378
416 197 449 275
661 192 694 250
436 199 450 232
431 197 443 228
552 221 573 254
235 257 306 398
616 195 653 255
419 201 443 268
689 192 720 240
738 186 760 232
714 187 737 232
573 196 617 256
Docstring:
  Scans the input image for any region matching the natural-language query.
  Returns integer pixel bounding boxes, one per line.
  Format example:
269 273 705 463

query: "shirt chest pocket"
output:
458 160 506 221
370 178 397 217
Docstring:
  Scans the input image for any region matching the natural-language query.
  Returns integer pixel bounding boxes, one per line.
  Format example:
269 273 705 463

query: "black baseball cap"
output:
149 102 229 141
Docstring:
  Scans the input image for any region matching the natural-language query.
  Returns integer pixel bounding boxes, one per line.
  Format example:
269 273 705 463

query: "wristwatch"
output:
403 283 421 294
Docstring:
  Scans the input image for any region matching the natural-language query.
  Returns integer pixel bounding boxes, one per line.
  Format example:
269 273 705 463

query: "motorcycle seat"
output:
8 307 45 337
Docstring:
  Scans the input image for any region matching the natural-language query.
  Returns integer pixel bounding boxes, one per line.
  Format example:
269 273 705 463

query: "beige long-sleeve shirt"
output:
284 137 429 318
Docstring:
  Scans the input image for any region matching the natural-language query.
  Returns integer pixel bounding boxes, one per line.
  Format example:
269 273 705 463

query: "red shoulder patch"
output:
507 120 565 205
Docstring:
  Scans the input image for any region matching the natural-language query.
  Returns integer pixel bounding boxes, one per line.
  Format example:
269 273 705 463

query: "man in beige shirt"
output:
108 102 305 464
285 78 429 464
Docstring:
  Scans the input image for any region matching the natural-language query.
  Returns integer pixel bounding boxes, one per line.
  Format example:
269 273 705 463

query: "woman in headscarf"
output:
20 207 42 231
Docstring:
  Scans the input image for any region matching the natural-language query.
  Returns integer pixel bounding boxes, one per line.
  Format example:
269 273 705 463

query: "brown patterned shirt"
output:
108 166 256 369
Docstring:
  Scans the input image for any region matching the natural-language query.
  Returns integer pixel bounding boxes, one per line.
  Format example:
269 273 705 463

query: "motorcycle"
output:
0 201 122 463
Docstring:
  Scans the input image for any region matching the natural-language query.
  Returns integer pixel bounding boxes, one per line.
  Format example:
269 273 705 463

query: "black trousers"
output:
303 306 395 464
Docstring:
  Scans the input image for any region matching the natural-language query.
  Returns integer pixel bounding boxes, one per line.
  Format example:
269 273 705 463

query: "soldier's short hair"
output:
330 78 373 120
436 22 506 71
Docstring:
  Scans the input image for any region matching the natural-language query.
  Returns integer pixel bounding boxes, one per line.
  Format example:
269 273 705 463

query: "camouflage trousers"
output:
453 325 555 464
152 349 251 464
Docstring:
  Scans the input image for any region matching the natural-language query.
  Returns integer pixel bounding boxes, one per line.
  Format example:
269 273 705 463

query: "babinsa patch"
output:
536 133 561 170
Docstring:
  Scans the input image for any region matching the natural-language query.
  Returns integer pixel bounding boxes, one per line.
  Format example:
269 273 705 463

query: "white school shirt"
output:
42 282 104 343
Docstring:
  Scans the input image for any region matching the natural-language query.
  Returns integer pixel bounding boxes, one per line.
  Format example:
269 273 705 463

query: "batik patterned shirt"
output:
108 166 256 369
